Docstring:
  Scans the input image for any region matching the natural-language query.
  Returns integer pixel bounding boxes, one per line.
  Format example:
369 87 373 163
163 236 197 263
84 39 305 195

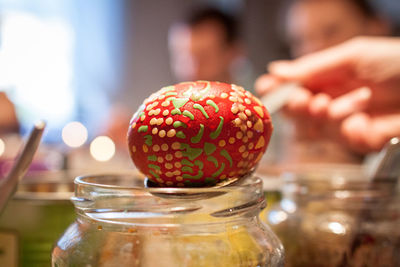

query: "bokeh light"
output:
90 136 115 162
61 121 88 148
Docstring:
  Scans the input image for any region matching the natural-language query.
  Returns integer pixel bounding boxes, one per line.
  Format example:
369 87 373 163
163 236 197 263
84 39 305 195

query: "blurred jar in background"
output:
263 165 400 267
0 171 75 267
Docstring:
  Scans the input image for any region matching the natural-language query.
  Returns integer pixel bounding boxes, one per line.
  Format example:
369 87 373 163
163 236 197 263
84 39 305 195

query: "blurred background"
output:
0 0 400 172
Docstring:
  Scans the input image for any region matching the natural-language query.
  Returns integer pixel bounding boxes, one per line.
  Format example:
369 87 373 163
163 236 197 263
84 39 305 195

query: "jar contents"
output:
52 174 284 266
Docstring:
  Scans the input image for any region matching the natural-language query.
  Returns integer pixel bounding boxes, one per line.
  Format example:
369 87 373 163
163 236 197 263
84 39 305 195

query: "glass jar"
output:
264 164 400 267
52 173 284 266
0 171 75 267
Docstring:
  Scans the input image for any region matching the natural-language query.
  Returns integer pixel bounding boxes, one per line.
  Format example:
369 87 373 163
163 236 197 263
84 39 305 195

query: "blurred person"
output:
168 7 253 87
0 92 19 134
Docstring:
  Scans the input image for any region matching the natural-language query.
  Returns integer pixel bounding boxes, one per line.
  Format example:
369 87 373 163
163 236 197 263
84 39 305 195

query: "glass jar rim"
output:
74 171 263 195
72 171 266 224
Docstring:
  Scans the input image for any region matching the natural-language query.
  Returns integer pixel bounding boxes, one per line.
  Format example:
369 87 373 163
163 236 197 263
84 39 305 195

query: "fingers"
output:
341 111 400 153
327 87 372 120
268 39 357 82
285 87 312 116
254 74 283 96
308 93 332 118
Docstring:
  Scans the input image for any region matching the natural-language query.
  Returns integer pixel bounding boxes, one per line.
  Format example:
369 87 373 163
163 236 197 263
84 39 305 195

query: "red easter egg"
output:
127 81 273 187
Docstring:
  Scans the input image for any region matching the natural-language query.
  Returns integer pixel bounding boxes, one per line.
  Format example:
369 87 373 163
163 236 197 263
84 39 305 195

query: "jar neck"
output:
72 173 266 226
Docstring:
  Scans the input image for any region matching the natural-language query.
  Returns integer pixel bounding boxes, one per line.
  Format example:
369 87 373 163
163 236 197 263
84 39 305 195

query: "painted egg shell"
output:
127 81 273 187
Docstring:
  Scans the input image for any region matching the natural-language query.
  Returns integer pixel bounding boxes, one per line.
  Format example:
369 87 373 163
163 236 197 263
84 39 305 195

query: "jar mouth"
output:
72 171 266 225
75 171 262 195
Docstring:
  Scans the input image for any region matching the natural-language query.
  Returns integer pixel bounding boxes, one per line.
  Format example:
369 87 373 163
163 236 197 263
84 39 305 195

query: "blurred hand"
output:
255 37 400 154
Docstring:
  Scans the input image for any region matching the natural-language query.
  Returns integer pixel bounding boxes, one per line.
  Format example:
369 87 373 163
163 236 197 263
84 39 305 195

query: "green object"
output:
191 124 204 144
209 116 224 139
138 125 148 133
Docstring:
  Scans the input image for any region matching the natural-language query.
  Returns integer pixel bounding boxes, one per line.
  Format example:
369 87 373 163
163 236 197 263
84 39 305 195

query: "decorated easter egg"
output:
128 81 272 187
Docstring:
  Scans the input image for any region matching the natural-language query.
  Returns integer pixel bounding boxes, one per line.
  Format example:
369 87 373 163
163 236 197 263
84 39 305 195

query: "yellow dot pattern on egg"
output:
239 145 246 153
254 119 264 132
239 112 247 121
158 94 165 100
172 142 180 150
247 121 253 128
229 137 235 144
166 117 173 125
176 176 183 181
236 132 243 139
240 124 247 132
165 163 173 169
157 178 164 183
255 152 263 163
174 162 182 168
175 151 183 158
234 118 241 126
161 144 168 151
157 118 164 125
218 140 226 147
249 153 255 160
157 157 164 163
166 154 173 161
167 129 176 137
132 145 136 152
247 131 254 138
242 151 249 158
245 109 252 116
161 101 170 107
140 115 145 121
221 93 228 98
159 130 166 138
253 97 262 106
231 105 239 114
166 181 173 186
248 143 254 149
242 136 249 143
131 122 136 129
153 145 160 152
162 109 169 116
152 128 158 135
173 170 181 176
255 136 265 149
245 98 251 104
229 96 238 102
220 174 227 179
150 118 157 125
142 145 148 153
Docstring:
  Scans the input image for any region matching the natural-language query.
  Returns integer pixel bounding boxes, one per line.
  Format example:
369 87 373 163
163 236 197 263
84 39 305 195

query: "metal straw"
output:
0 121 46 214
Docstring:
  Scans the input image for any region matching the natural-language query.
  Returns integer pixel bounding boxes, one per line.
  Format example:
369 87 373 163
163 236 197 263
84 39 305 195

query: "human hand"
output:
255 37 400 153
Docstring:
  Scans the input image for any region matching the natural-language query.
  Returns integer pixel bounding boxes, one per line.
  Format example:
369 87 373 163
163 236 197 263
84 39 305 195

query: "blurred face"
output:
169 20 236 82
286 0 384 57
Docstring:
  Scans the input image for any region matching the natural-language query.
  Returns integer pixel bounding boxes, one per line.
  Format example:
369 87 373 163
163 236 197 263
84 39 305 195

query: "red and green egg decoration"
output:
128 81 273 187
